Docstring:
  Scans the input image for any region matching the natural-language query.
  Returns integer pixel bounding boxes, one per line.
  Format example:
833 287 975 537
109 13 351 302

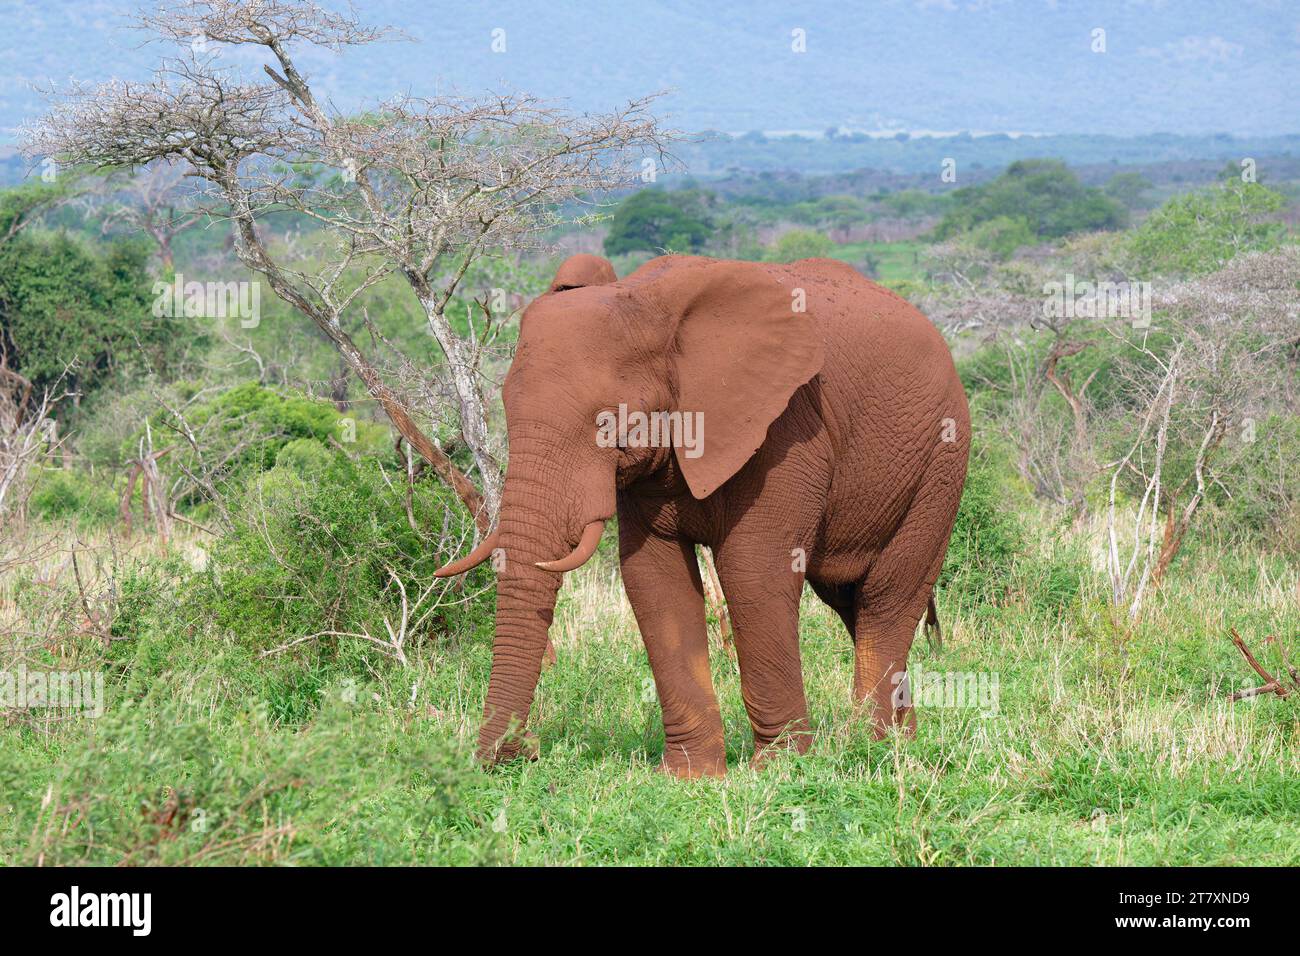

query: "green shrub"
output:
28 468 118 528
1023 539 1087 614
1210 414 1300 551
201 451 491 661
1127 181 1286 276
100 437 494 731
125 382 393 507
0 227 186 401
764 228 834 262
939 445 1026 606
604 188 715 256
275 436 334 476
966 215 1036 260
958 334 1133 426
935 159 1126 241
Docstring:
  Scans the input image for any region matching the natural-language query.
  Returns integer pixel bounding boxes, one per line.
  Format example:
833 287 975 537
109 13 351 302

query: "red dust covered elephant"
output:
437 253 970 777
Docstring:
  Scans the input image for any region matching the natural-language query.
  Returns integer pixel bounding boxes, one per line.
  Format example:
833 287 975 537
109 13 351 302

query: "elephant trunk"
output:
476 447 595 765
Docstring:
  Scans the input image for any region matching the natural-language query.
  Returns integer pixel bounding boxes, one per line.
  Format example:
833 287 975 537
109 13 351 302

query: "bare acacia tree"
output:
1146 249 1300 583
25 0 672 532
997 343 1081 507
1105 248 1300 614
94 160 204 270
1104 340 1180 620
1024 312 1100 515
920 239 1031 337
926 244 1103 513
0 361 68 520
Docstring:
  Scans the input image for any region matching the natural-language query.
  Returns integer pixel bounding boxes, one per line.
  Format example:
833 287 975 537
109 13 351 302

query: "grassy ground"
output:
2 513 1299 866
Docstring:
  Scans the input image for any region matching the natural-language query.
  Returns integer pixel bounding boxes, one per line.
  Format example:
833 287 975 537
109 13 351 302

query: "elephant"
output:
436 253 970 777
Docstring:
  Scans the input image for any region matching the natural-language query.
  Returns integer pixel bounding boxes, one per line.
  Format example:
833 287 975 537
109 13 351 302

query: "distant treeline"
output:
673 130 1300 178
8 131 1300 190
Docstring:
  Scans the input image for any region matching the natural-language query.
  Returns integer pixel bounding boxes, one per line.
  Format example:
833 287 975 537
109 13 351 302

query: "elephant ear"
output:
658 261 825 499
549 254 617 292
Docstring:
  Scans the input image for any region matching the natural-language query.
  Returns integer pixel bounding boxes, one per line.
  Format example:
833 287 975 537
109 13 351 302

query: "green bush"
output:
102 438 494 731
0 224 187 401
275 436 334 475
1104 171 1155 210
1023 539 1087 614
958 334 1141 439
28 468 118 528
205 453 492 654
125 382 393 507
1127 182 1286 276
1212 414 1300 551
965 215 1036 260
604 188 715 256
935 159 1126 242
939 446 1026 606
764 228 834 262
74 379 173 470
876 189 949 220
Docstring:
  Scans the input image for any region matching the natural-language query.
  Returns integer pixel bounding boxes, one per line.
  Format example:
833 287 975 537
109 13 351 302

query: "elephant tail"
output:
924 595 942 651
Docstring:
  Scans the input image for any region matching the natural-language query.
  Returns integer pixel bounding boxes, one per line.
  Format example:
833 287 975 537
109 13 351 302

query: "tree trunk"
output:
416 293 503 518
330 353 350 412
698 546 733 657
330 325 489 534
222 187 492 534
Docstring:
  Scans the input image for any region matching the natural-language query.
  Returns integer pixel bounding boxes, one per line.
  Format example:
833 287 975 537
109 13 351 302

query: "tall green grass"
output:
3 501 1298 864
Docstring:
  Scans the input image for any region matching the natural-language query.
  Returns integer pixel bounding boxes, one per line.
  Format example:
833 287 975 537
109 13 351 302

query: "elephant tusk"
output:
433 529 500 578
535 520 606 573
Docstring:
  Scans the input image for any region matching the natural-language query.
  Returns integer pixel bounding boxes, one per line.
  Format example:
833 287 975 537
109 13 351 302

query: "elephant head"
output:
437 254 825 765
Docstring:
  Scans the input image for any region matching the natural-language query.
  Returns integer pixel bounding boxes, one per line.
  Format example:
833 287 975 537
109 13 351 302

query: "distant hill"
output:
673 132 1300 181
6 132 1298 191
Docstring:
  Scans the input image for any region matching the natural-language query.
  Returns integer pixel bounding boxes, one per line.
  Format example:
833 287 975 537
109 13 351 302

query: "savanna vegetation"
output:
3 1 1299 866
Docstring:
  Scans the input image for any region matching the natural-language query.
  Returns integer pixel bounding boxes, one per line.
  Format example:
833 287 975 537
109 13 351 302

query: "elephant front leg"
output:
713 554 812 767
619 517 726 778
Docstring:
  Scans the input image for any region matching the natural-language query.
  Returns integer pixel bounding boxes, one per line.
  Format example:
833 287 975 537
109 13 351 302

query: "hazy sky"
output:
1 0 1296 140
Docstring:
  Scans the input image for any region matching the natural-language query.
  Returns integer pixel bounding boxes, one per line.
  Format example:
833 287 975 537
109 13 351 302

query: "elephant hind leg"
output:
924 594 942 651
854 554 952 737
810 580 856 641
852 600 922 738
852 456 964 738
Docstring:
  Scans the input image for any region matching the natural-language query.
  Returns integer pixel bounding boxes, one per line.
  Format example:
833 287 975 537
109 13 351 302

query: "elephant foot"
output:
658 743 726 779
749 727 813 770
869 706 917 741
477 730 540 769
